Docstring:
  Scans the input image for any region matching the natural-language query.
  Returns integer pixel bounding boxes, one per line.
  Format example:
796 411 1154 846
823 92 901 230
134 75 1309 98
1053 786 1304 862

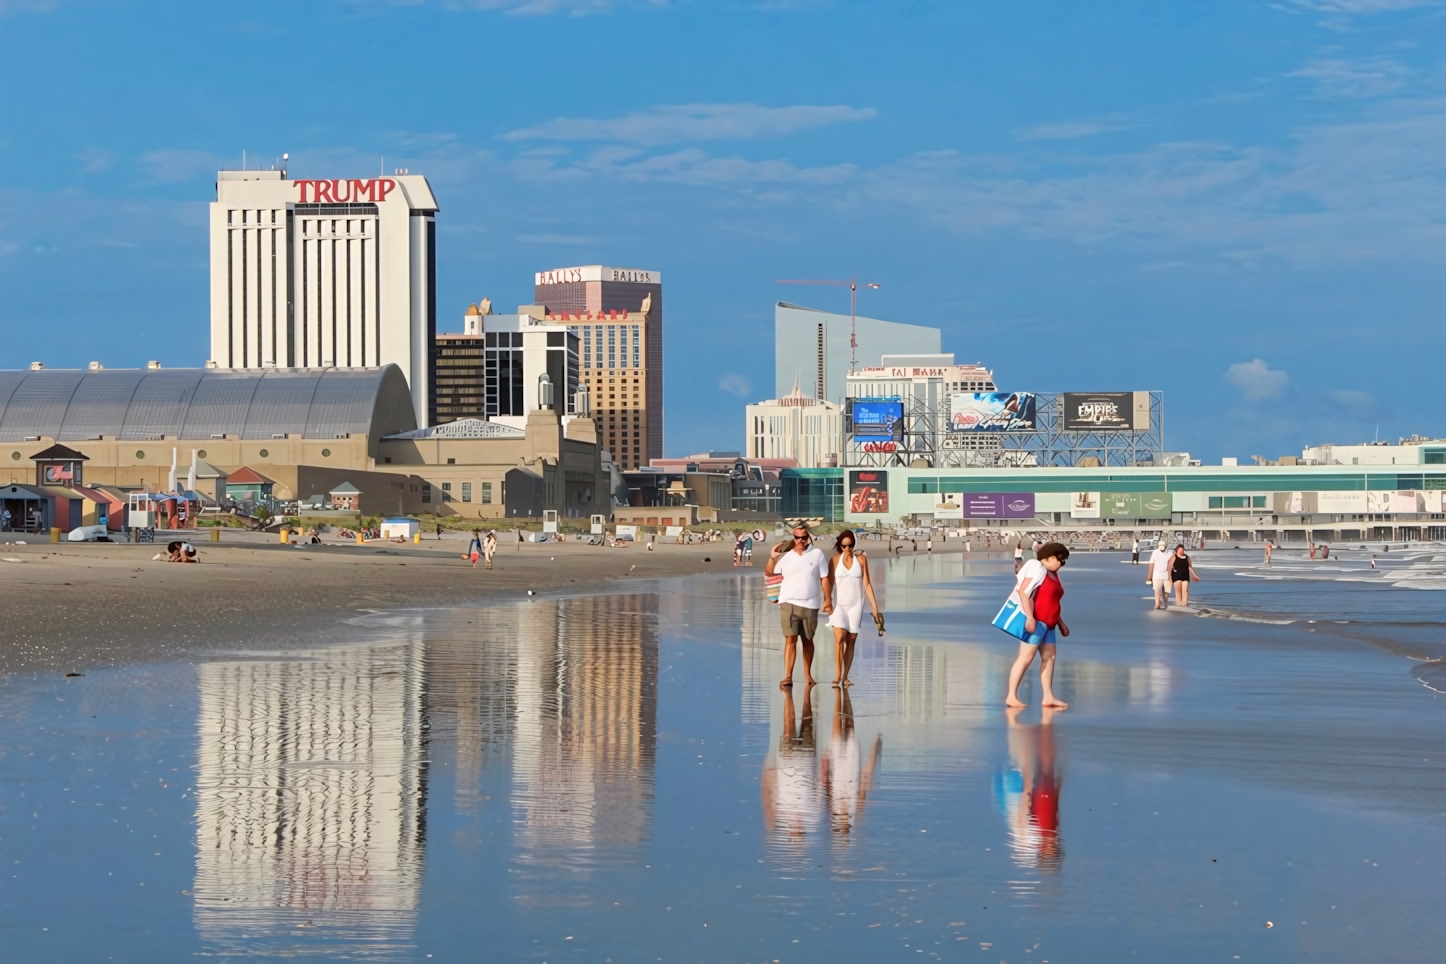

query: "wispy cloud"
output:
718 372 753 397
1286 57 1411 97
1285 0 1441 12
503 103 877 146
1225 359 1290 400
141 149 228 183
347 0 667 15
1328 388 1387 419
1015 120 1133 141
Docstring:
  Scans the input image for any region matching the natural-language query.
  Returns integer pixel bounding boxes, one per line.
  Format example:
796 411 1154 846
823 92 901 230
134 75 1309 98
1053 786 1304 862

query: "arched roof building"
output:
0 366 416 445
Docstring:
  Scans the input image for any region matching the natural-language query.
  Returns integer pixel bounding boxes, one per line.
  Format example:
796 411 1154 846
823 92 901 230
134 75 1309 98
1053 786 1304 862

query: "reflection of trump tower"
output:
209 168 440 427
193 630 428 949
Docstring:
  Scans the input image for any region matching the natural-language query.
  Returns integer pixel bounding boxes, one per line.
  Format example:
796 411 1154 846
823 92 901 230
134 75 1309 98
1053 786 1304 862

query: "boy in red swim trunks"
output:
1005 542 1070 708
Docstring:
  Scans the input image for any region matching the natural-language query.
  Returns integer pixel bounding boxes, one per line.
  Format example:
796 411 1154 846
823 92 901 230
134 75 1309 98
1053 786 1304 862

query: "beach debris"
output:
64 673 84 678
2 557 21 563
1265 921 1274 928
526 589 536 596
704 557 711 562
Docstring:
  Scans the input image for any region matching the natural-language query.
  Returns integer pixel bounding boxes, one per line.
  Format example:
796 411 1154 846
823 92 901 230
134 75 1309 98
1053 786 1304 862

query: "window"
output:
422 484 431 504
442 482 452 502
1252 495 1266 508
482 482 492 504
462 482 472 503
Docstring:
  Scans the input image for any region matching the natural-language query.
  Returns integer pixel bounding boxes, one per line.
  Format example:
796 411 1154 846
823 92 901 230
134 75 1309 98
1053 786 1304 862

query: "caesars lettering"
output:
294 178 397 204
862 441 897 453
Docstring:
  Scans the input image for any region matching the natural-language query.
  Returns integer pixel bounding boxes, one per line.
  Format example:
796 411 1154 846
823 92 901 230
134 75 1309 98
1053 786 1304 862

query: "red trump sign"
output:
294 178 397 203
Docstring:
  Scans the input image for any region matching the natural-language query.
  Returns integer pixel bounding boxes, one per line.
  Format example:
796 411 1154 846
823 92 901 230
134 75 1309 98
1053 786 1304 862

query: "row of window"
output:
429 481 494 504
577 324 642 370
1209 496 1268 509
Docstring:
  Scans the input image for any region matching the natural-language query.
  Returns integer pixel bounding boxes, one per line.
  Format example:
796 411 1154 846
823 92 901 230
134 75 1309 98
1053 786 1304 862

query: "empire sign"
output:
294 178 398 203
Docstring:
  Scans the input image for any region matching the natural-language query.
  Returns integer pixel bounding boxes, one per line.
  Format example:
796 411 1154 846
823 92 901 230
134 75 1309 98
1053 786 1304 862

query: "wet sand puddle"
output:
2 551 1445 960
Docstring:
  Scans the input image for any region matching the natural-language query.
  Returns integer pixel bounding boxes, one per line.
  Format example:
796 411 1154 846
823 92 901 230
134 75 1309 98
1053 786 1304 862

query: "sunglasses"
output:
839 541 855 548
793 534 810 541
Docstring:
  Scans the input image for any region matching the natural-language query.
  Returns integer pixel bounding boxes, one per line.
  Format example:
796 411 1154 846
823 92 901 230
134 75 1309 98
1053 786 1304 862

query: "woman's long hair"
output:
834 528 858 554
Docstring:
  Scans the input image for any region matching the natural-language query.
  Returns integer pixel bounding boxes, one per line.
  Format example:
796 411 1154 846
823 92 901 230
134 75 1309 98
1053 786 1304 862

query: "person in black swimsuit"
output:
1170 544 1199 607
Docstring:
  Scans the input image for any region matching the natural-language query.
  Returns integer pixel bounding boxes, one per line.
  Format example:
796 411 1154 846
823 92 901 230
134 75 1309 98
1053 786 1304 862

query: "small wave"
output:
1193 606 1297 625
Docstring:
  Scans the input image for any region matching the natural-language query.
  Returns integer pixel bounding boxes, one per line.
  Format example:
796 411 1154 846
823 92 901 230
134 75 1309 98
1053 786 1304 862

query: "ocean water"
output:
1 548 1444 961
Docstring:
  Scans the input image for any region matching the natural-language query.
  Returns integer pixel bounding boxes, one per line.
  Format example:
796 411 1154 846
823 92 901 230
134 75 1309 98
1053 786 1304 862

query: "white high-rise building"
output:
745 384 843 467
774 302 941 405
208 168 440 426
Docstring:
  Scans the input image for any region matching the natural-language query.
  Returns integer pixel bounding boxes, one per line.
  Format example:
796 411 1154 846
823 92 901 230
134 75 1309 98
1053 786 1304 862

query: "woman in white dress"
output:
825 529 882 687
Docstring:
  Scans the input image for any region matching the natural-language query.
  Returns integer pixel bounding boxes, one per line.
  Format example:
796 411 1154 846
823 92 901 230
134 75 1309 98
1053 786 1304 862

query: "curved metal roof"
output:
0 367 416 443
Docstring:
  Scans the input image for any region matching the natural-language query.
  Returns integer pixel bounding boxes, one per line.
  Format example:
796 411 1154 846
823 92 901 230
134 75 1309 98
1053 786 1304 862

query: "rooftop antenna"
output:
281 153 289 178
242 149 246 171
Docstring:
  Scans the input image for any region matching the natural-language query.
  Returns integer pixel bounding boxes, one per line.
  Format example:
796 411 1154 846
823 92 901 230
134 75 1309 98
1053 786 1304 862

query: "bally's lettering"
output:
609 269 654 283
536 268 585 286
294 178 397 204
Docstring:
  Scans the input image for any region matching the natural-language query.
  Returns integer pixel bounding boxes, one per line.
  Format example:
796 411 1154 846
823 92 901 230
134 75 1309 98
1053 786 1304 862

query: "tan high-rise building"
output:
534 266 661 470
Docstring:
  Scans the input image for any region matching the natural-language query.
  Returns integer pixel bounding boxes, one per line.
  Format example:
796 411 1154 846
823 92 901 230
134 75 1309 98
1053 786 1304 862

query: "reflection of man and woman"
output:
821 688 881 838
995 706 1064 873
763 687 882 845
762 685 820 844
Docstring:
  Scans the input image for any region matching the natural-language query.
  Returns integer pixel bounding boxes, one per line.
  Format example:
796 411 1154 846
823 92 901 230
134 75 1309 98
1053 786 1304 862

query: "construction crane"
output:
775 275 881 372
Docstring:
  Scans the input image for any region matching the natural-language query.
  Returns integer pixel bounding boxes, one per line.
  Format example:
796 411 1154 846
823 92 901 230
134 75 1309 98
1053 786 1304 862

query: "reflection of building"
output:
511 594 659 854
534 266 662 470
193 631 428 949
746 385 843 468
740 576 775 726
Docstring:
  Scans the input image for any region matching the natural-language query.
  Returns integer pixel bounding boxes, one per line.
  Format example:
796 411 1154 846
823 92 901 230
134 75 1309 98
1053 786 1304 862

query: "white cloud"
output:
1015 120 1133 141
141 149 228 183
504 103 877 146
1225 359 1290 400
718 372 753 397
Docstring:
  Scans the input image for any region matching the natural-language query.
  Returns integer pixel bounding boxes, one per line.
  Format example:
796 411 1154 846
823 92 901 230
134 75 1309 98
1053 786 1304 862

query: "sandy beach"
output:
0 530 792 675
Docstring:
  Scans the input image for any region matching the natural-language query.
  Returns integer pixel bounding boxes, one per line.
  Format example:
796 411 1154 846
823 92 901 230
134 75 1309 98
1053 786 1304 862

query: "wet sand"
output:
0 532 785 675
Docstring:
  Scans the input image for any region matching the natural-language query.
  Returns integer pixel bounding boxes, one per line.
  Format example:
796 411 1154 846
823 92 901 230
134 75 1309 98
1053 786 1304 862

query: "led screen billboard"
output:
851 399 904 438
948 392 1037 432
848 470 889 514
1062 392 1149 431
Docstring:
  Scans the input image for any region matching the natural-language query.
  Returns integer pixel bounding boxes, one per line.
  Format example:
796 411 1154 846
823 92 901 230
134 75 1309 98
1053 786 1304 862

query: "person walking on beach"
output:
467 532 482 569
1264 540 1274 566
1014 541 1025 574
767 524 832 689
744 532 754 566
1147 540 1172 609
483 530 497 569
734 534 744 567
824 529 882 687
1131 537 1139 565
1005 542 1070 709
1170 544 1200 607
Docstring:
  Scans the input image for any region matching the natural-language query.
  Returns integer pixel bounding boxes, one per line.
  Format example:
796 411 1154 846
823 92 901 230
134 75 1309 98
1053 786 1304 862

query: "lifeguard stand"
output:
542 509 559 534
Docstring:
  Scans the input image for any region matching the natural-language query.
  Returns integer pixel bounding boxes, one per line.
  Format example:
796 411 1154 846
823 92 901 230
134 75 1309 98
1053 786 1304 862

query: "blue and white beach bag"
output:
991 593 1032 641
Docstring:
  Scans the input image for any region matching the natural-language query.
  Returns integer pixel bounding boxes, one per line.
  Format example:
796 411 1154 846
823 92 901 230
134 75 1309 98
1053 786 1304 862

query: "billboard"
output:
934 494 964 520
852 399 904 438
1070 492 1100 518
848 470 889 514
949 392 1037 432
1061 392 1150 432
961 492 1036 519
1098 491 1172 518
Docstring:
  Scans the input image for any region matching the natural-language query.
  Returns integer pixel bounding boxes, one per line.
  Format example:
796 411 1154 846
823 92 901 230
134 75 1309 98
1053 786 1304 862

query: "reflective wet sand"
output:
2 550 1445 960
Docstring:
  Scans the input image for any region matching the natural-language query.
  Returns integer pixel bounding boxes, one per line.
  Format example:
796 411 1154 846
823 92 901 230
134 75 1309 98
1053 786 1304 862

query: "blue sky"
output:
2 0 1444 460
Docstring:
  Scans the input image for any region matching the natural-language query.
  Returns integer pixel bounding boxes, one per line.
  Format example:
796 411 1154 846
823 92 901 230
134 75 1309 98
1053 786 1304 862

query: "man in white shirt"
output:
766 524 832 688
1146 540 1172 609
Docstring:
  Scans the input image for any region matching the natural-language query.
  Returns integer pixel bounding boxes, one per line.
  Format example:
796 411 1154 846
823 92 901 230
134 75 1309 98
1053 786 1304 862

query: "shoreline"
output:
0 533 980 677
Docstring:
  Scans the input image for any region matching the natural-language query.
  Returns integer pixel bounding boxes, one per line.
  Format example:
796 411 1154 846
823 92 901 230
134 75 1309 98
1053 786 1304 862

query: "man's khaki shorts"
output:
779 602 819 639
